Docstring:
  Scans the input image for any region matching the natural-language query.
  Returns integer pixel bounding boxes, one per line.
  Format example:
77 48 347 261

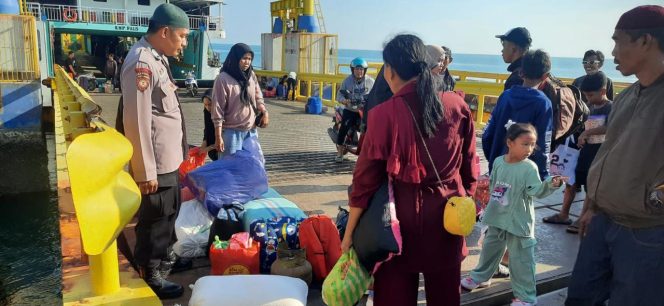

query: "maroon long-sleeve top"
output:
350 81 479 272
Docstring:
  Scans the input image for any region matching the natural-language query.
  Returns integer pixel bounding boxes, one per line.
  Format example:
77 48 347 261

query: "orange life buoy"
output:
63 8 77 22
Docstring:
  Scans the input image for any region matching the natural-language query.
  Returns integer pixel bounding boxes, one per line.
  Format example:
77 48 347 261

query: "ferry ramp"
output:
91 92 579 306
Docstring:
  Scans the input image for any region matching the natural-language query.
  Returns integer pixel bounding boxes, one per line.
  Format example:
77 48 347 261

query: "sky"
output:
219 0 655 57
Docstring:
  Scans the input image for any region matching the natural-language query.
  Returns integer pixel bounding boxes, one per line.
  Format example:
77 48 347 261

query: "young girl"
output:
461 123 564 306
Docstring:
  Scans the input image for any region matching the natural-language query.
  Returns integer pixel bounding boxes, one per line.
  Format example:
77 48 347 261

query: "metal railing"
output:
0 15 40 82
208 15 224 31
255 68 633 128
25 3 224 32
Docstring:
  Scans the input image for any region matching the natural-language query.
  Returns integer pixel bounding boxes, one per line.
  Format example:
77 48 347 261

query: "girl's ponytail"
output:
416 61 443 138
383 34 444 138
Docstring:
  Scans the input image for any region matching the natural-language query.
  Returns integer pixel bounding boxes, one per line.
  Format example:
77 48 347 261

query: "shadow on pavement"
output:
274 184 349 196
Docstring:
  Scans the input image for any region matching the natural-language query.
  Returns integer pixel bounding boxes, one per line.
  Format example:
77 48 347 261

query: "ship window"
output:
93 0 108 2
138 0 150 5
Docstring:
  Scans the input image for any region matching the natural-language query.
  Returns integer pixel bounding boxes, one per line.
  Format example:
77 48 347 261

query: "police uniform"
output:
119 3 189 299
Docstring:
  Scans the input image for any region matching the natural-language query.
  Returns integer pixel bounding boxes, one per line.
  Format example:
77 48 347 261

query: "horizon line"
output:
210 42 614 60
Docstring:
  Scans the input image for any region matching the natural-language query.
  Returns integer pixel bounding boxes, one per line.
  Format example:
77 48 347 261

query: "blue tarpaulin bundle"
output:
187 136 268 216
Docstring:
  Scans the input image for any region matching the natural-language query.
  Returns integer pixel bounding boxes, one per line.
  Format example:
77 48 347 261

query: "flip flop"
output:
567 220 580 234
542 213 573 225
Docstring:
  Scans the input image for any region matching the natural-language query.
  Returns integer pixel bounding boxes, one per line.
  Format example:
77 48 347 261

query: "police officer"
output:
120 3 189 299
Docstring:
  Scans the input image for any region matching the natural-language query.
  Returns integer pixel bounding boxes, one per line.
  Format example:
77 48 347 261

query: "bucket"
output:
305 96 322 114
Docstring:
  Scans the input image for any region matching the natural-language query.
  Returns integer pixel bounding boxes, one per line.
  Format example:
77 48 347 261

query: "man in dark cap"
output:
120 2 190 299
565 5 664 306
496 27 532 90
489 27 534 279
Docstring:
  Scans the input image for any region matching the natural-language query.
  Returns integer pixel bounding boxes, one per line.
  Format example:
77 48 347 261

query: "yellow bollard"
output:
88 241 120 295
53 65 159 304
66 120 141 295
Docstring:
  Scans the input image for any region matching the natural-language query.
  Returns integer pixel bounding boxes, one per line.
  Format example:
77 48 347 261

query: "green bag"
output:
322 248 372 306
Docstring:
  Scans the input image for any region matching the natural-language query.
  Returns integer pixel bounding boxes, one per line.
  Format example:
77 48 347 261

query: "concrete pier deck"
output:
91 92 582 306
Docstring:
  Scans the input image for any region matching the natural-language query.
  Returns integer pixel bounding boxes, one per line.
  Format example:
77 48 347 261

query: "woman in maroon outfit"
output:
341 34 479 305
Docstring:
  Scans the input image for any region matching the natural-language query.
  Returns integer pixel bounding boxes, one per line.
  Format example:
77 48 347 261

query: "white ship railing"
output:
25 3 224 32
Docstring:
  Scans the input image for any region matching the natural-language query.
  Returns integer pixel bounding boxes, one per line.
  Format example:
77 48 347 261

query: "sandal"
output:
493 263 510 278
566 220 580 234
542 213 573 225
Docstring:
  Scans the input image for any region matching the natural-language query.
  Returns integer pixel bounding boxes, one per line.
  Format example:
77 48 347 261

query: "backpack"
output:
298 215 342 282
540 76 589 149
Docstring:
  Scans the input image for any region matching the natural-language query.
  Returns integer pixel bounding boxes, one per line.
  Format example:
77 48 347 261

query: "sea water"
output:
212 43 637 83
0 191 62 305
0 134 61 305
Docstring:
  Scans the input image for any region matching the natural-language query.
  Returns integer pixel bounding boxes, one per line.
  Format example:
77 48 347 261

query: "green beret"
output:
150 3 189 29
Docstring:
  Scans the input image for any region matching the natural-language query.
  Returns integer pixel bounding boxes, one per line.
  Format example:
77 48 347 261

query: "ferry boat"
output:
24 0 226 107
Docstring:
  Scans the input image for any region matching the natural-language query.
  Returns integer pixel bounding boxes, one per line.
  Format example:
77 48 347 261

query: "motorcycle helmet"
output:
350 57 368 69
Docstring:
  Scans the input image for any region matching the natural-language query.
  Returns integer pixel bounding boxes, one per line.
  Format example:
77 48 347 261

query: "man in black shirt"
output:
65 51 77 77
496 27 532 90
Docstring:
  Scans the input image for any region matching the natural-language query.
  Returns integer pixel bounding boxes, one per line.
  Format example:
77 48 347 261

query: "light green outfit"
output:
470 155 558 303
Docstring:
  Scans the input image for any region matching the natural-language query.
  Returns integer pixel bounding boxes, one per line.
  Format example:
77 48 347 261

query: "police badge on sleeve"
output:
135 67 152 92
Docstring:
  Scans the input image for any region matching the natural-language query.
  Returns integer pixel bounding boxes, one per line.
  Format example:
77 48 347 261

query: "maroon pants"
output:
373 257 461 306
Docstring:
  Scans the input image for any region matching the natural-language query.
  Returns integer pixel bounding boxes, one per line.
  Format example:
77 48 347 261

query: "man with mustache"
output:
565 5 664 306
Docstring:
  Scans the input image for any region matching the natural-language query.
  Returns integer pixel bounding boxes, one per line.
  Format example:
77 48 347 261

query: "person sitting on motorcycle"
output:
335 57 375 163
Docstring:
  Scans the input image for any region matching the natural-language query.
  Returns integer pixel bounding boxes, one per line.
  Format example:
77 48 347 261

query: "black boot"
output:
159 247 193 278
139 264 184 299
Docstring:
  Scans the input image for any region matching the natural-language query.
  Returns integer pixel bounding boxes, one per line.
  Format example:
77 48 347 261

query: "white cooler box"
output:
189 275 308 306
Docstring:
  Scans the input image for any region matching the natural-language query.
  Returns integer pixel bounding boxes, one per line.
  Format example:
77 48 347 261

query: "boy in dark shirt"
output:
543 72 612 232
482 49 553 180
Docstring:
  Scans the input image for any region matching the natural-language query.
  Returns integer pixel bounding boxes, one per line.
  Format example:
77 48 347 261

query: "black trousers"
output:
134 171 181 267
337 109 361 146
286 78 296 100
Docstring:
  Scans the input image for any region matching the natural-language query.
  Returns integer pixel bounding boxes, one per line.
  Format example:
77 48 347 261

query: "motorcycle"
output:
76 72 97 92
327 89 366 156
182 69 198 97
